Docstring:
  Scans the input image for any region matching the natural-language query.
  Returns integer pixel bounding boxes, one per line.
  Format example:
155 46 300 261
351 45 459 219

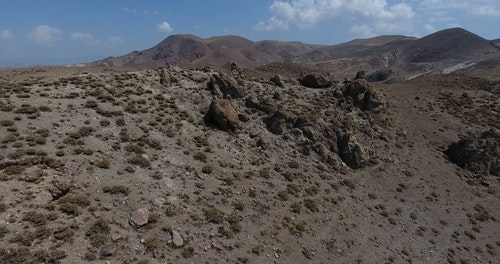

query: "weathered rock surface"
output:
338 133 367 169
208 72 245 98
265 110 296 135
342 71 386 111
170 230 184 248
206 99 240 132
159 68 177 86
445 128 499 177
270 74 285 87
130 208 149 227
99 243 116 257
298 71 333 88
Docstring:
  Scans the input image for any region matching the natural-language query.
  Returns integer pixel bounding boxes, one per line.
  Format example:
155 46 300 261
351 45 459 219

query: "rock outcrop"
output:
298 71 333 88
207 72 246 99
341 71 386 111
445 128 499 177
270 74 285 87
206 99 240 132
338 133 366 169
158 68 177 86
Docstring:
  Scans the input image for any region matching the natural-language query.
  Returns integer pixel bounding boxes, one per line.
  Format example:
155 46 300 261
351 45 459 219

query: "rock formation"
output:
298 71 333 88
207 72 246 99
206 99 240 132
445 128 499 177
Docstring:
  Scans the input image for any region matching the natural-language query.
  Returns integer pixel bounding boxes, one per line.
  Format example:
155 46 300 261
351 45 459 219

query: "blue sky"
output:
1 0 499 66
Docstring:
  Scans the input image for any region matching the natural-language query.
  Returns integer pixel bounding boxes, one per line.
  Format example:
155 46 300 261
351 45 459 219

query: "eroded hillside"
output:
0 64 498 264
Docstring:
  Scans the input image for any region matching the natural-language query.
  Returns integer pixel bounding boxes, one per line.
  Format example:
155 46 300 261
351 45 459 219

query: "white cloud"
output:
107 36 123 45
1 29 15 40
27 25 61 46
157 21 173 33
257 0 499 38
70 32 122 49
470 5 500 16
349 24 372 38
424 23 436 34
257 0 415 34
70 32 94 41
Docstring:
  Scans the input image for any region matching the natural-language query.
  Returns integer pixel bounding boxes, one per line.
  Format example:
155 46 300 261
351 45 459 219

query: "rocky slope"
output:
0 62 498 263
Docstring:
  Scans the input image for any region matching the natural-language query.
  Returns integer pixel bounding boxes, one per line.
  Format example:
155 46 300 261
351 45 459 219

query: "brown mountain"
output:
92 27 500 80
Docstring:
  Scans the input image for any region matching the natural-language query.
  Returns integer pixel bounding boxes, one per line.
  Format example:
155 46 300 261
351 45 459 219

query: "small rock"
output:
130 208 149 227
170 230 184 248
48 179 72 199
92 211 102 218
111 233 122 241
99 243 116 257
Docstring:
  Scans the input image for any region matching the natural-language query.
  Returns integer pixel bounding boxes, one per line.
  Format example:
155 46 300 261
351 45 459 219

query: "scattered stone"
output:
99 243 116 257
206 99 240 132
111 233 122 241
48 179 72 199
130 208 149 227
170 230 184 248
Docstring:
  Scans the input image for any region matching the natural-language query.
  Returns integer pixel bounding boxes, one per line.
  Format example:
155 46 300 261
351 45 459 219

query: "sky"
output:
1 0 499 67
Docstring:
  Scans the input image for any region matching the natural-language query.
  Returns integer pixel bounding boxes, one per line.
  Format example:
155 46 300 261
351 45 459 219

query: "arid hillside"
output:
92 28 500 81
0 59 498 263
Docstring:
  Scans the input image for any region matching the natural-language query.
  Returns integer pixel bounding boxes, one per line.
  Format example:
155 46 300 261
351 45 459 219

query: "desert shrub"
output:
86 218 110 247
96 157 111 169
125 144 145 154
22 211 47 226
204 207 224 224
193 152 207 162
128 155 151 168
99 119 110 127
57 195 91 215
201 164 213 174
0 119 14 126
102 185 130 195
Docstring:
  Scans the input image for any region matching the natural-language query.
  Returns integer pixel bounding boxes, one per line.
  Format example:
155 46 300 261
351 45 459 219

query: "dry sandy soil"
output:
0 63 498 264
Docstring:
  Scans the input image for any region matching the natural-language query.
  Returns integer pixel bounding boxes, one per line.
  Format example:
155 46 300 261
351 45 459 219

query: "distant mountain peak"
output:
91 27 500 80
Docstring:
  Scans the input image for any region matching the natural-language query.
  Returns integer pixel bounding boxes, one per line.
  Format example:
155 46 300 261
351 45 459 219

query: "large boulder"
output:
206 99 240 132
445 128 499 177
298 72 333 88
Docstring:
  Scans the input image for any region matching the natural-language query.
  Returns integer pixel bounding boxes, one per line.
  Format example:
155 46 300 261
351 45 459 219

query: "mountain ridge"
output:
92 27 500 80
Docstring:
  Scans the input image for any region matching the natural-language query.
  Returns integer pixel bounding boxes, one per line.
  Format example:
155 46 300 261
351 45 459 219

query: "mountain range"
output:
92 27 500 80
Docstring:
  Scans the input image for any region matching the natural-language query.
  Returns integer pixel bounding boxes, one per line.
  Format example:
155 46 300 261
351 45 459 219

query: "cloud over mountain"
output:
157 21 173 33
